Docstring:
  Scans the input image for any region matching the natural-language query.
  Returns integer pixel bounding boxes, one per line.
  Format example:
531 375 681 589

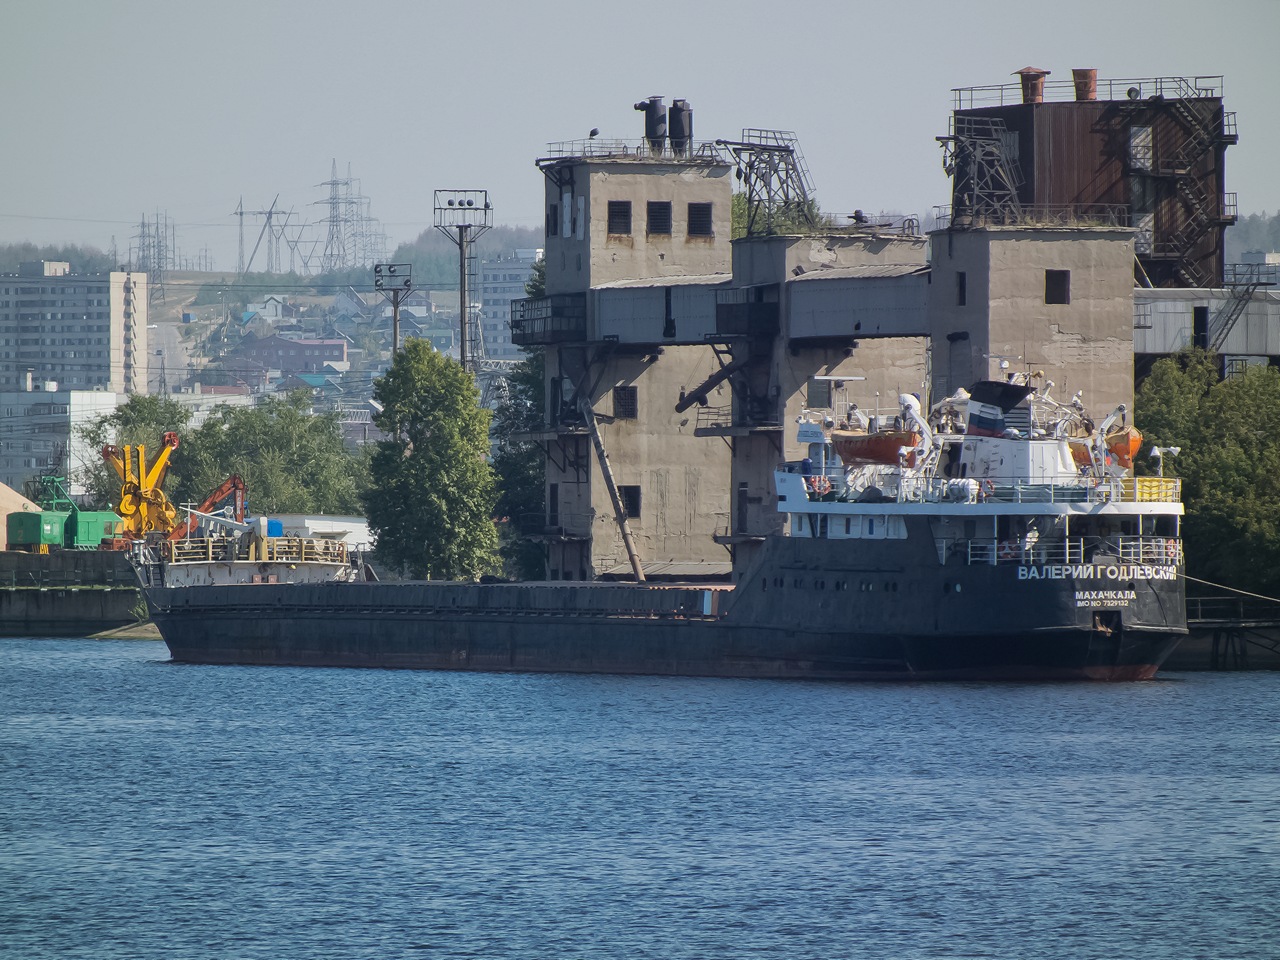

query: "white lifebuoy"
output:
998 540 1018 561
806 476 832 496
1166 539 1179 560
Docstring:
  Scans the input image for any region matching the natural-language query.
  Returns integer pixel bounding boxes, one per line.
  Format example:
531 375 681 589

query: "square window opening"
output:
607 200 632 235
619 485 642 519
687 202 713 237
647 201 672 235
1045 269 1071 305
613 384 638 420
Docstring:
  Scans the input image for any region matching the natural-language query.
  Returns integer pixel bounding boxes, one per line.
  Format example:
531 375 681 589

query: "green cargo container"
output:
7 511 72 549
69 512 123 548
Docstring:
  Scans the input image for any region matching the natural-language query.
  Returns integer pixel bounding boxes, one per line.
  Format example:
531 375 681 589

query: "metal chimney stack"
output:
1072 68 1098 101
1015 67 1051 104
669 99 693 157
634 96 668 154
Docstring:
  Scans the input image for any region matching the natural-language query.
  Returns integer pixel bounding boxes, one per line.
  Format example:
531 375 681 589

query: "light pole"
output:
434 190 492 374
374 262 412 357
1150 446 1180 478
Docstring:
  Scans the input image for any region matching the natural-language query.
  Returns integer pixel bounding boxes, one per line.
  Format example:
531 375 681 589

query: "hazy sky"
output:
3 0 1277 271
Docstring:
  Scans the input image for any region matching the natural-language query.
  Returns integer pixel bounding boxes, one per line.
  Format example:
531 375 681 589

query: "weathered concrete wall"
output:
588 345 730 575
543 160 733 297
732 234 928 289
930 227 1135 414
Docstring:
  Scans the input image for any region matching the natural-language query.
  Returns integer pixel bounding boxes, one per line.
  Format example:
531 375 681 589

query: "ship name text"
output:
1017 564 1177 581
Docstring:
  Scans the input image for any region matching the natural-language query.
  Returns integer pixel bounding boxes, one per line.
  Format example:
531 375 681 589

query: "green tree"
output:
491 351 546 578
525 256 546 298
1135 348 1280 595
363 340 499 579
174 393 366 515
730 191 826 239
77 395 193 508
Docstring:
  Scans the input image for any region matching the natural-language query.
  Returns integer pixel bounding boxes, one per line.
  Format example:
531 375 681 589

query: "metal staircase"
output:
1152 96 1238 287
1208 264 1276 352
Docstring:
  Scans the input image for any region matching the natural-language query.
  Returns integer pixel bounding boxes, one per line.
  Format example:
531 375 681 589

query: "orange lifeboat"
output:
832 430 921 468
1106 426 1143 469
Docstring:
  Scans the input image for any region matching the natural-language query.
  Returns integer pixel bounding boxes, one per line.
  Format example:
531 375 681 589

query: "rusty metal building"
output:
944 68 1237 288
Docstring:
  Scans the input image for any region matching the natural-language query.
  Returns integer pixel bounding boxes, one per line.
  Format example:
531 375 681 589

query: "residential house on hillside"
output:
227 334 349 374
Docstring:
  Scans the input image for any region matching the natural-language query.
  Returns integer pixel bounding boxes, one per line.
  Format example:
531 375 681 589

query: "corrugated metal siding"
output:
788 275 929 339
1134 292 1280 356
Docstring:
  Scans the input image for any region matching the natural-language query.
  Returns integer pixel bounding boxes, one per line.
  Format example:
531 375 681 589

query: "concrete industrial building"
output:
0 261 147 395
928 224 1138 415
508 71 1244 582
514 100 736 581
944 69 1237 289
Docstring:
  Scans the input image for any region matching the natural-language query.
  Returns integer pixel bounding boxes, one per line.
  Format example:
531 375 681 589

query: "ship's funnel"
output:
964 381 1033 437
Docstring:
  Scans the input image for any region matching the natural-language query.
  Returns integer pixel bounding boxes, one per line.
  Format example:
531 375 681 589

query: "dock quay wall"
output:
0 550 140 636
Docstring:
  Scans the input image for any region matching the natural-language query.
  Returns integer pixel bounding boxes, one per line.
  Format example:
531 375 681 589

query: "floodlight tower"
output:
434 190 492 373
373 262 412 355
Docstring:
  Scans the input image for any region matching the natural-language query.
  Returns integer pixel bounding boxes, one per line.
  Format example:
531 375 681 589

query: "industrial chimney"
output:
634 96 668 154
669 99 693 156
1015 66 1051 104
1072 68 1098 101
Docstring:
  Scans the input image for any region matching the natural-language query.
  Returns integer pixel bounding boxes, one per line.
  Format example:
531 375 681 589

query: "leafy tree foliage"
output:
730 191 826 239
174 393 365 515
1136 348 1280 595
1225 211 1280 263
76 395 193 508
525 256 546 298
363 340 499 579
491 351 546 579
79 393 366 517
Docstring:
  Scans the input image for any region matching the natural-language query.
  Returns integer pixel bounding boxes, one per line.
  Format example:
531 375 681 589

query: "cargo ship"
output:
140 376 1187 680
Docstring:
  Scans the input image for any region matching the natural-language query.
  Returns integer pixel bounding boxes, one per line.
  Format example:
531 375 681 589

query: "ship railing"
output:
959 535 1180 566
163 536 349 565
782 465 1181 506
1117 536 1182 564
910 476 1181 505
963 538 1087 566
255 537 349 565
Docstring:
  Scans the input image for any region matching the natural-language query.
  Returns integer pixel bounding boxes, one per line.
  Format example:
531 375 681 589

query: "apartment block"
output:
0 261 147 394
479 249 540 361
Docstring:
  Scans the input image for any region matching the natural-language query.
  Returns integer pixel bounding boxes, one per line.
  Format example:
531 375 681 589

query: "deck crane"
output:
102 432 181 538
169 475 246 540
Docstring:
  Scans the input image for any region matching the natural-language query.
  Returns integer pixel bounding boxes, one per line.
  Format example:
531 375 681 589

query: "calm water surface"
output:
2 637 1278 959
